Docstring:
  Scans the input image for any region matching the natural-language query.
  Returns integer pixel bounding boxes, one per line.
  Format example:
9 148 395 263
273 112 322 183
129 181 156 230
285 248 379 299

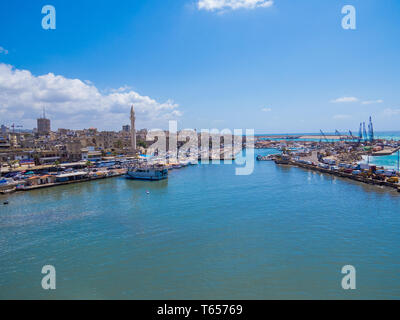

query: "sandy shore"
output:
299 135 348 140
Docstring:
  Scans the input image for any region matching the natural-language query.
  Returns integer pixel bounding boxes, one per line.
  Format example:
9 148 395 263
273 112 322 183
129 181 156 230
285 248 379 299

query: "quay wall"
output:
286 161 400 191
20 170 126 192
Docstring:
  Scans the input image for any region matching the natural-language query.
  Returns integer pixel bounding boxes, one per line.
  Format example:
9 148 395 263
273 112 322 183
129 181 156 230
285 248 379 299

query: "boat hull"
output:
126 175 167 181
126 168 168 181
274 160 290 165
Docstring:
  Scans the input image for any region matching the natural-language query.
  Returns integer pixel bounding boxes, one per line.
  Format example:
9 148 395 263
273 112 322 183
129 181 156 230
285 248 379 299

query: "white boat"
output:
0 178 19 193
0 187 16 194
126 166 168 181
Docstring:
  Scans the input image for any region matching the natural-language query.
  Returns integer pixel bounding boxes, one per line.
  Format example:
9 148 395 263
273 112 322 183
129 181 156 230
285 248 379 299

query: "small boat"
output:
274 159 290 165
0 178 19 193
0 187 17 194
170 163 182 170
274 154 291 165
257 155 276 161
126 165 168 181
0 187 16 195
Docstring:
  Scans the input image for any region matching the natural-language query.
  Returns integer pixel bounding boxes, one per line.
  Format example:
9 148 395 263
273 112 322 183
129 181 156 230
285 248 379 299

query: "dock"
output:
281 161 400 192
8 169 127 193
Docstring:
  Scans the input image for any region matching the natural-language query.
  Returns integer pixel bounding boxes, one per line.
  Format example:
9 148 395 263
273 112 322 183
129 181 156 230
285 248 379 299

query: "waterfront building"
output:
66 141 83 162
0 137 10 149
56 171 88 183
37 117 51 136
25 175 56 187
81 147 102 162
1 124 8 136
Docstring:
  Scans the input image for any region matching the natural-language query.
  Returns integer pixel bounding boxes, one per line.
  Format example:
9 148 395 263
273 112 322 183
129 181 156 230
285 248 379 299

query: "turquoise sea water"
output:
364 131 400 169
257 131 400 142
362 153 400 170
1 149 400 299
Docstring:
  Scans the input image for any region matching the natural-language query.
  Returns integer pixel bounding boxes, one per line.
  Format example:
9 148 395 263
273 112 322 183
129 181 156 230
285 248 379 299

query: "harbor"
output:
2 108 400 299
2 147 400 299
255 118 400 193
1 105 243 193
0 146 241 194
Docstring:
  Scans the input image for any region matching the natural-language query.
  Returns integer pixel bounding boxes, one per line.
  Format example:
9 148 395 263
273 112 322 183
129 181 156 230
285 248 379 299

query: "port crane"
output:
349 130 357 144
362 122 368 142
368 116 374 142
10 123 23 133
335 129 346 141
357 123 363 145
320 130 330 143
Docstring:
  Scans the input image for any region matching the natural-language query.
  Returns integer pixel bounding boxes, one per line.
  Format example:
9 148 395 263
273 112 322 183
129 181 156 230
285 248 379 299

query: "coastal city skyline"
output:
2 0 400 303
1 0 400 133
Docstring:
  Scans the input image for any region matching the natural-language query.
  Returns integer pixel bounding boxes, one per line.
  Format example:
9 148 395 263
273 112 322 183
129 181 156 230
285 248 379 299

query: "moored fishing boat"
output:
257 154 277 161
274 154 291 165
126 165 168 181
0 187 16 195
0 178 19 194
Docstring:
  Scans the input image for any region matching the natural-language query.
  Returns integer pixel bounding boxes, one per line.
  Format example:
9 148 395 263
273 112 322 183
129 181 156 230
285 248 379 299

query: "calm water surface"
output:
1 150 400 299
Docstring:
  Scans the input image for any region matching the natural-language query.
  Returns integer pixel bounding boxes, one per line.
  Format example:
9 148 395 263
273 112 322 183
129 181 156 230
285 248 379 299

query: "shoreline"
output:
280 160 400 192
0 169 126 195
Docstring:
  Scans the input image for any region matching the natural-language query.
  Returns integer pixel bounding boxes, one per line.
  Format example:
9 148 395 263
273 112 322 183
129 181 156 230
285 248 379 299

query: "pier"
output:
277 160 400 192
20 169 127 191
0 168 127 194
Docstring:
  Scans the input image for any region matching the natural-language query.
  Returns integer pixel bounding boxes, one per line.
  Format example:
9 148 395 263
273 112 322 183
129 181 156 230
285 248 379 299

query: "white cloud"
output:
362 99 383 105
330 97 359 103
383 108 400 116
261 107 272 112
0 63 181 130
333 114 351 120
330 97 385 105
198 0 274 11
0 46 9 55
109 85 132 93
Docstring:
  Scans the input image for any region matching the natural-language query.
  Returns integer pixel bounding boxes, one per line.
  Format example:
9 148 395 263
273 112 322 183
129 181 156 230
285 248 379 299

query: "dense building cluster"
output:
0 115 148 170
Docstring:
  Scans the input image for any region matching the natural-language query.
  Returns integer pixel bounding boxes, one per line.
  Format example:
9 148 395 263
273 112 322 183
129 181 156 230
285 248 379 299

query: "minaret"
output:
130 105 137 154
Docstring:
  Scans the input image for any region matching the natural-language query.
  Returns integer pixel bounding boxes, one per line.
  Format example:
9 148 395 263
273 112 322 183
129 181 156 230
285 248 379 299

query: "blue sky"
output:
0 0 400 133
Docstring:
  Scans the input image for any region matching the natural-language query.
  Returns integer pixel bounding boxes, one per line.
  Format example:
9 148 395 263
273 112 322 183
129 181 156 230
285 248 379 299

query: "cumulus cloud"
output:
198 0 274 11
362 99 383 105
0 46 9 55
0 63 181 130
261 107 272 112
330 97 359 103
